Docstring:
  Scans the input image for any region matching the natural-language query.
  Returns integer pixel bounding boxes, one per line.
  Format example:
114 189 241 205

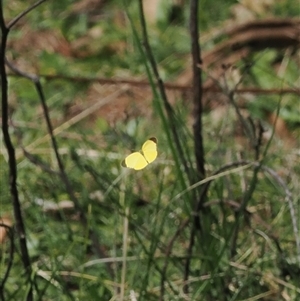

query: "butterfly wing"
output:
142 137 157 164
122 152 148 170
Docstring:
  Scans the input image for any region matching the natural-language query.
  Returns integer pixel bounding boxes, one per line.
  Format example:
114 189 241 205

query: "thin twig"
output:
7 0 48 29
7 73 300 95
190 0 205 179
22 147 60 175
183 0 207 292
35 78 114 275
0 4 33 301
7 59 114 277
137 0 191 180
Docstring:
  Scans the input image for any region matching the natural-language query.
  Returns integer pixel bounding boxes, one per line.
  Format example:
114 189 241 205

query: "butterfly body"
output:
122 137 157 170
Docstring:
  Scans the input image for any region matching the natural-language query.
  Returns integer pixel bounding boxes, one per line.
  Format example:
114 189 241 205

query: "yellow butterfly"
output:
122 137 158 170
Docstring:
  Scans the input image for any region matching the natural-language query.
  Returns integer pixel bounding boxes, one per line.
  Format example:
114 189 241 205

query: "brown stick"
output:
0 4 33 301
